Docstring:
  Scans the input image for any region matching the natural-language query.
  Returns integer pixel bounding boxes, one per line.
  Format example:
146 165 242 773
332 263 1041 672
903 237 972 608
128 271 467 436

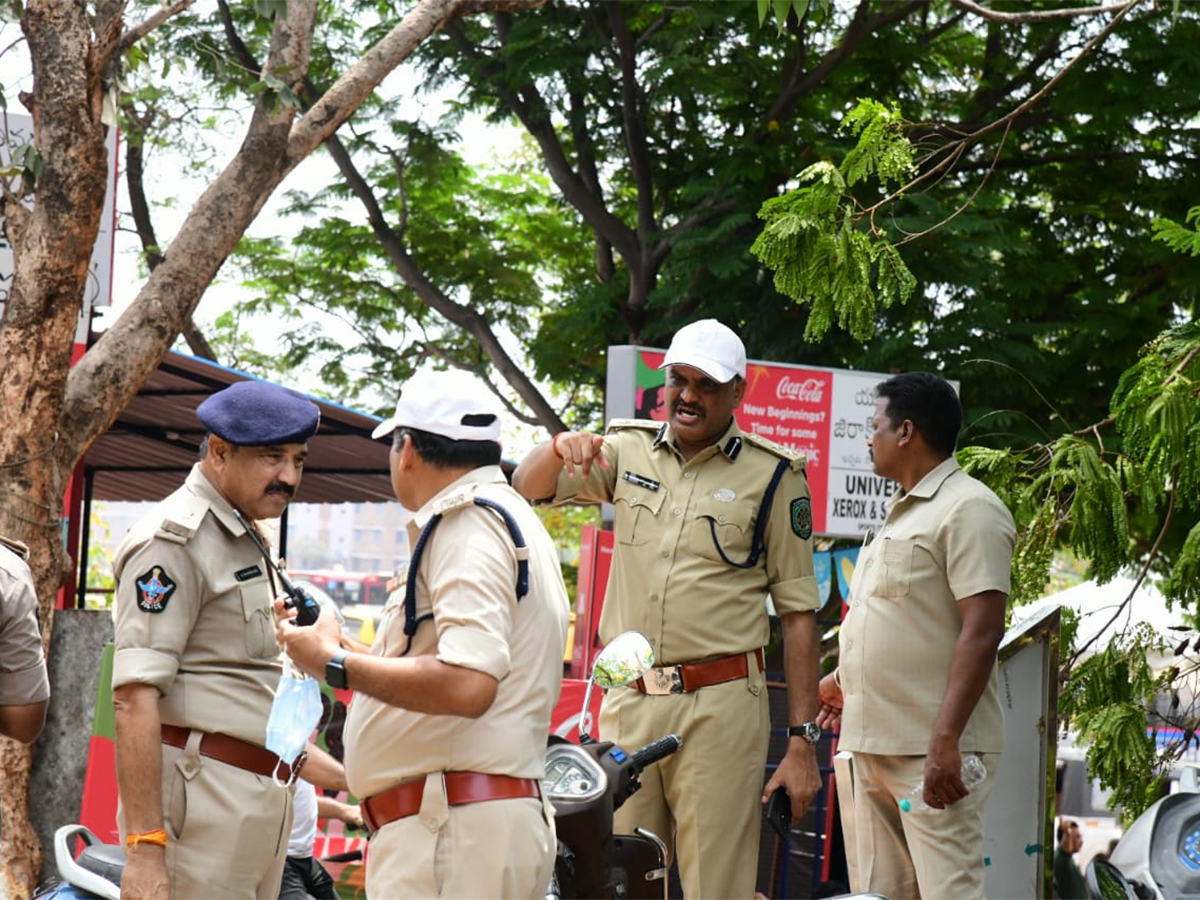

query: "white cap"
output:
658 319 746 384
371 370 503 442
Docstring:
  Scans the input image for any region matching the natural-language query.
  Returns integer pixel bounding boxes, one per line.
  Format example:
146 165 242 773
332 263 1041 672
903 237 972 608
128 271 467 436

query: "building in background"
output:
89 500 411 607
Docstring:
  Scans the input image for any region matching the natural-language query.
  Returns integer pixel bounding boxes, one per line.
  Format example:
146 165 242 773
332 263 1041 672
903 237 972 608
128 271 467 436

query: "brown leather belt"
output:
361 772 542 833
634 648 765 695
160 724 304 782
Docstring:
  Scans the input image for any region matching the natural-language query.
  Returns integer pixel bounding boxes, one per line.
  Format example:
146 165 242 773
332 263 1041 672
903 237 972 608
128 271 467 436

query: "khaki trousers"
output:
601 660 770 899
365 774 555 899
842 751 998 900
118 739 292 899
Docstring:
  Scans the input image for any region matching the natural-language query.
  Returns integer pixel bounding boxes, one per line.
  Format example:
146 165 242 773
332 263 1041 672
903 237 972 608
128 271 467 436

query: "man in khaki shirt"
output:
817 372 1016 900
0 536 49 743
278 369 570 899
112 381 320 900
513 319 822 899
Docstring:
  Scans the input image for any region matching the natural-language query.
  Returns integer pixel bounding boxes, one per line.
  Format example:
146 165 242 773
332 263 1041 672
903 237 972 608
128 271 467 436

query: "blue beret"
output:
196 381 320 446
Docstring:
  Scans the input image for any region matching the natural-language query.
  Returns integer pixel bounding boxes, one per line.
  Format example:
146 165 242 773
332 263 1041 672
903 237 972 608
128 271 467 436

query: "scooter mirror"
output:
578 631 655 742
591 631 655 689
1085 858 1137 899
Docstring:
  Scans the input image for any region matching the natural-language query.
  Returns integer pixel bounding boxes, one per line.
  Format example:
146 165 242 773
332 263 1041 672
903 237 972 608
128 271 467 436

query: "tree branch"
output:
118 0 196 53
442 17 641 265
951 0 1136 23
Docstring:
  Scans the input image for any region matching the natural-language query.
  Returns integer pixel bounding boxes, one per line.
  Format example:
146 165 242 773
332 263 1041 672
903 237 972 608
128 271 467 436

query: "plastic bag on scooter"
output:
264 659 322 785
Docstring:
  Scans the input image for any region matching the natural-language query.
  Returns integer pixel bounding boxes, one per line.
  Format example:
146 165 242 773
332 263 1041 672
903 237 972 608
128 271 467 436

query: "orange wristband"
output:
126 829 168 849
551 432 569 461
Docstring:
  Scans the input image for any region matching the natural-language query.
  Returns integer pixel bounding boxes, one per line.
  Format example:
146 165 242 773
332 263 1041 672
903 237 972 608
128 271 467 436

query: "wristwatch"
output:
325 649 349 690
787 721 821 744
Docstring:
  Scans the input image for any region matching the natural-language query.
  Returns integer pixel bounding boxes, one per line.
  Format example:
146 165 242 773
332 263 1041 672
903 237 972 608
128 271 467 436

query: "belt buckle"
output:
643 665 683 695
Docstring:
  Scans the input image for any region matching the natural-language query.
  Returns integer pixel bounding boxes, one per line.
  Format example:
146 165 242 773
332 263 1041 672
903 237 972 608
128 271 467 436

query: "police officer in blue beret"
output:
111 380 320 900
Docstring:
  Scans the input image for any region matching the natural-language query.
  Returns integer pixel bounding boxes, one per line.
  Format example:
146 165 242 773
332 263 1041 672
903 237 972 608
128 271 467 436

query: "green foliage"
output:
535 503 601 599
1061 634 1172 821
1152 207 1200 257
755 0 829 35
751 100 917 342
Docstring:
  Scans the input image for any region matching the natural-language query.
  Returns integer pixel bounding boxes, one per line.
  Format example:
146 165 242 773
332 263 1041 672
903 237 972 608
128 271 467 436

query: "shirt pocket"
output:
238 574 279 659
612 477 666 546
879 538 915 600
690 496 756 563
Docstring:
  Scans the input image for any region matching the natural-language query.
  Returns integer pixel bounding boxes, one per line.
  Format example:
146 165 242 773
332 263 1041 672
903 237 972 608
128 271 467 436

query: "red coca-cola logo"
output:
776 376 826 404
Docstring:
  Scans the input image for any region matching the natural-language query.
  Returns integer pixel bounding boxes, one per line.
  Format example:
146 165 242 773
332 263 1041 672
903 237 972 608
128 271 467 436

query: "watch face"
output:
326 655 348 690
791 722 820 743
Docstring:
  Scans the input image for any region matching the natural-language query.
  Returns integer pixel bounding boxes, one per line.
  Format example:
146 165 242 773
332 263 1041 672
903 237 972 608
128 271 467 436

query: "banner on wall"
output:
607 346 957 538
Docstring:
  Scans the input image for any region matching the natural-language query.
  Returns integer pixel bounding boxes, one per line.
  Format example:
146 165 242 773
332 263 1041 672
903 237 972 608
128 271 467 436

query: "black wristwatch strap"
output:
787 721 821 744
325 649 349 690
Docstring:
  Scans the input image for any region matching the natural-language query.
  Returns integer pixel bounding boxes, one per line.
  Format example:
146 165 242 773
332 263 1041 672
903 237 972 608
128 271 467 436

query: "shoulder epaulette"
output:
155 495 211 545
606 418 661 434
0 535 30 560
431 482 481 516
743 433 808 473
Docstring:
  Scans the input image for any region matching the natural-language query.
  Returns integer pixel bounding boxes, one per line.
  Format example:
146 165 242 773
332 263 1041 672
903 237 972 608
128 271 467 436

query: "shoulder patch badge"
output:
136 566 177 613
790 498 813 540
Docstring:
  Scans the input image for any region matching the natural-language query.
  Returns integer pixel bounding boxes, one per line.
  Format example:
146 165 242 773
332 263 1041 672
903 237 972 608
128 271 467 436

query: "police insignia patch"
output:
790 498 813 539
136 566 176 613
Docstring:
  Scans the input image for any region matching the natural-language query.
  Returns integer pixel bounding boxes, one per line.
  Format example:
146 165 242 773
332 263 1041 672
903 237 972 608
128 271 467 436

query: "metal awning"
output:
82 351 395 503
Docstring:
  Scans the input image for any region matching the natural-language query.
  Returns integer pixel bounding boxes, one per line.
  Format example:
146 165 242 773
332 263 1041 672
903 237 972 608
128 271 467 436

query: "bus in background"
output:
286 568 394 607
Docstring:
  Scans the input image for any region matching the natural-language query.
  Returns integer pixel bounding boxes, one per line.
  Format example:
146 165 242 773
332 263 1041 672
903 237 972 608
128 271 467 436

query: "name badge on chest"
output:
622 471 661 491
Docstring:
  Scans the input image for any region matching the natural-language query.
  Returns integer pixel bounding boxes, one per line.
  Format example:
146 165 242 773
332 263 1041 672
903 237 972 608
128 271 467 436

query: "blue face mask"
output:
265 669 322 786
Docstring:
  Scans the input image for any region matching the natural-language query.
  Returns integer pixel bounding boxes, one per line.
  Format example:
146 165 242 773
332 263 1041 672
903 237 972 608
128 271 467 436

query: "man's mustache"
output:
673 402 703 418
265 482 295 498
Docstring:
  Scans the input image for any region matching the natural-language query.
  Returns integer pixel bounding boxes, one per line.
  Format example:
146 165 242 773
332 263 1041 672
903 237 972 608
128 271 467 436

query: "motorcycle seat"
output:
77 844 125 887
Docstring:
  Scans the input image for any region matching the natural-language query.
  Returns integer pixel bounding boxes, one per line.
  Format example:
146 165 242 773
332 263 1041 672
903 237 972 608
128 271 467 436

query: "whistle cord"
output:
399 499 530 657
706 457 790 570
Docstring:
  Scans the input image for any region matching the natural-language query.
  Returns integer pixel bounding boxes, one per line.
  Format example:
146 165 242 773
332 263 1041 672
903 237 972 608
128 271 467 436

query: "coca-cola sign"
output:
776 376 826 404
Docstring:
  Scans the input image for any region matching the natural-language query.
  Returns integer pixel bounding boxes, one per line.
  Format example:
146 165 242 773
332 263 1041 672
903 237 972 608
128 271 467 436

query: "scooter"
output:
31 824 122 900
1086 765 1200 899
545 630 681 899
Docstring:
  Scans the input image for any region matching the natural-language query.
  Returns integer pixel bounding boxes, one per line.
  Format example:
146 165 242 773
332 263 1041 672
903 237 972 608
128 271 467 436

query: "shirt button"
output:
673 508 682 516
650 594 660 602
661 550 669 559
718 514 727 523
684 472 694 479
845 640 853 650
750 684 761 696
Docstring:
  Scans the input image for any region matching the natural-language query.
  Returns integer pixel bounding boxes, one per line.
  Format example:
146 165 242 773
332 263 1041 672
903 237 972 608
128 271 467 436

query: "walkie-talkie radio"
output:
232 509 321 626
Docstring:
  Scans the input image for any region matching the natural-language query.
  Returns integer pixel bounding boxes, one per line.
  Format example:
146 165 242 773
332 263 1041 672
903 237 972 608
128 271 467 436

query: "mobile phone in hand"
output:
766 786 791 838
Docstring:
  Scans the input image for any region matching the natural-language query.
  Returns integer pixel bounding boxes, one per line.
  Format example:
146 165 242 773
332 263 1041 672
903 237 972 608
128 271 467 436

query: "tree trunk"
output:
0 1 544 893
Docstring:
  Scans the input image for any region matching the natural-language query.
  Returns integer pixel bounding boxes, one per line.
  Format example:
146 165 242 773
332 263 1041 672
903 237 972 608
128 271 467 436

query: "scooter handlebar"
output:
630 733 683 773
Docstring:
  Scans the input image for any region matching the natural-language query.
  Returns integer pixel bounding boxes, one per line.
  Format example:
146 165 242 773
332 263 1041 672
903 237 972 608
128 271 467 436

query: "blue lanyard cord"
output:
399 499 530 656
706 458 790 570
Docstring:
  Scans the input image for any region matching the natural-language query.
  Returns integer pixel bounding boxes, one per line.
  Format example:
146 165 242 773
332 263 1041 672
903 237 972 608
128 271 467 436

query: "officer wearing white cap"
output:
111 380 320 900
277 369 570 899
0 535 49 743
514 319 822 899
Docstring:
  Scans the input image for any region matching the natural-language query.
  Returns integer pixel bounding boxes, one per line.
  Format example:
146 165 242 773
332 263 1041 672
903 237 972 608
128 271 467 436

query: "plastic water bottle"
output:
899 753 987 812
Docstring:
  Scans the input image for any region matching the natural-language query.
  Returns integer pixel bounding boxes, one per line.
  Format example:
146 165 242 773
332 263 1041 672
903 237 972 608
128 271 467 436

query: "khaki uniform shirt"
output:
112 465 283 745
343 466 570 800
545 419 819 664
838 457 1016 754
0 541 50 706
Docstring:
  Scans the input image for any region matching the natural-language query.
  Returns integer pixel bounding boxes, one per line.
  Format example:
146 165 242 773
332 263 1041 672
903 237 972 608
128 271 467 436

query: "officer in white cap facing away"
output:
277 369 570 899
513 319 822 899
